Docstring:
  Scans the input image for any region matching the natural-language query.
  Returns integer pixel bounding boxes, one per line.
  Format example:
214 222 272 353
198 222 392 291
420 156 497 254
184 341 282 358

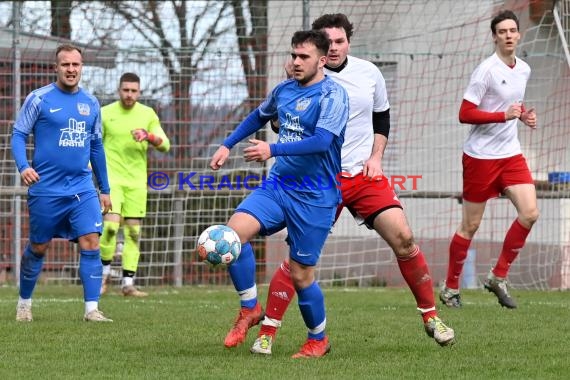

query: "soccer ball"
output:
196 225 241 266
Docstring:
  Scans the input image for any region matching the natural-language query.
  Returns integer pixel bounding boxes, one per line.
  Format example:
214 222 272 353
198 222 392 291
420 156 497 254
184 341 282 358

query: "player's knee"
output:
289 263 314 289
461 219 480 237
79 233 100 251
30 242 49 255
393 233 416 259
102 221 120 238
124 225 141 242
521 207 539 227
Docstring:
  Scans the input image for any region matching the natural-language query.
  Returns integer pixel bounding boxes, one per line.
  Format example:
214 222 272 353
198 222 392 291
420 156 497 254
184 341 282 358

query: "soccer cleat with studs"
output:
122 285 148 297
250 334 274 355
224 302 264 348
292 336 331 358
84 309 113 322
484 272 517 309
16 303 33 322
439 286 462 308
424 317 455 346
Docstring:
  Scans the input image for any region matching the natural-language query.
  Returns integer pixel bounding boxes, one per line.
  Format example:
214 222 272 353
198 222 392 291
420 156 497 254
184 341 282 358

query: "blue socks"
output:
20 246 102 303
228 242 257 308
297 281 326 340
79 249 102 302
19 245 44 299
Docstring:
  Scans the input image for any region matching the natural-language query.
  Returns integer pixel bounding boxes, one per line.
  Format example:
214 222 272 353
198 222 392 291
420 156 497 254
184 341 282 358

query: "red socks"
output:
263 260 295 330
493 219 530 278
397 247 437 321
446 233 471 289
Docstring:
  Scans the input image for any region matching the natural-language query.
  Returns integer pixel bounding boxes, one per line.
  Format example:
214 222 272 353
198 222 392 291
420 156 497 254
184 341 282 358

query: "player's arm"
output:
132 111 170 152
363 109 390 178
90 137 112 214
12 130 31 173
244 127 336 162
90 111 111 195
520 106 537 129
90 139 110 194
459 99 524 124
147 112 170 152
270 127 335 156
12 93 41 185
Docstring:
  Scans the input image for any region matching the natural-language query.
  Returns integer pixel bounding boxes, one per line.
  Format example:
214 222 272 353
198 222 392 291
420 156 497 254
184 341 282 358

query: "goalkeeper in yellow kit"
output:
100 72 170 297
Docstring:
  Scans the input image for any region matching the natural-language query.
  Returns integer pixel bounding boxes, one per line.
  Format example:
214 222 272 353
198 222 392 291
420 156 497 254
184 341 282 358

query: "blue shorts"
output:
236 186 336 266
28 190 103 244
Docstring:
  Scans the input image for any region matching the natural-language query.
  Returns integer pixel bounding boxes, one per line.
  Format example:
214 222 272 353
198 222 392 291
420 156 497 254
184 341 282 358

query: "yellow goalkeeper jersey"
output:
102 101 170 188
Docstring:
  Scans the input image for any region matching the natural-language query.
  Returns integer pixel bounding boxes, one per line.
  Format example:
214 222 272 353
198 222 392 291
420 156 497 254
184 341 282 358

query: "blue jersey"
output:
259 76 348 207
11 83 109 197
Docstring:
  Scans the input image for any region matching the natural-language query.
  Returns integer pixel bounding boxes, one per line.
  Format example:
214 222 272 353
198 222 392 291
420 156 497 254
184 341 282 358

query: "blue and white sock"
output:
228 242 257 308
79 249 102 313
297 281 326 340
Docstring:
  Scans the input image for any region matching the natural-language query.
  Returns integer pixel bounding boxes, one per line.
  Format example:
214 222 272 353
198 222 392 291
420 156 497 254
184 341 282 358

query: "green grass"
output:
0 286 569 379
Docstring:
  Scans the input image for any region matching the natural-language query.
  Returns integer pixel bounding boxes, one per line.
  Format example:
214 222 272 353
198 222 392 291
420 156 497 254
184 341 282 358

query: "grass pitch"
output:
0 286 568 379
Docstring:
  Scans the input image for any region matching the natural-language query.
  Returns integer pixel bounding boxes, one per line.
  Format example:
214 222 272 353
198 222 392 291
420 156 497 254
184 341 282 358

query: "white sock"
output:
102 264 111 276
85 301 98 315
122 277 134 287
262 316 282 328
417 306 436 314
18 297 32 307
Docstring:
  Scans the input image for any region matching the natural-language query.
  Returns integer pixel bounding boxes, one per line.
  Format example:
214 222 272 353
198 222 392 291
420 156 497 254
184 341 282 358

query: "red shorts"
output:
462 153 534 203
337 173 403 228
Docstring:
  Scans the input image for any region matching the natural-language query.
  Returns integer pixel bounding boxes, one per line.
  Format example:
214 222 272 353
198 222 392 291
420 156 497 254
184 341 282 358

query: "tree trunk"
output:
50 0 73 39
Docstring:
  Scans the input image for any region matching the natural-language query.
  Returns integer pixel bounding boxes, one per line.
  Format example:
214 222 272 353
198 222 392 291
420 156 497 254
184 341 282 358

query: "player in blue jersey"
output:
11 44 113 322
209 30 349 358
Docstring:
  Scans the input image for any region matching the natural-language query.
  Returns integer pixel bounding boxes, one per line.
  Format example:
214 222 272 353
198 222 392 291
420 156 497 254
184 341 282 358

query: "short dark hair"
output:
119 72 140 84
291 30 330 57
491 10 519 34
55 44 82 60
312 13 354 42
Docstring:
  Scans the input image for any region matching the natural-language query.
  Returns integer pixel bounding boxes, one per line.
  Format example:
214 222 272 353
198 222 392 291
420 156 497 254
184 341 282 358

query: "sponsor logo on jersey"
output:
279 112 303 143
59 119 88 147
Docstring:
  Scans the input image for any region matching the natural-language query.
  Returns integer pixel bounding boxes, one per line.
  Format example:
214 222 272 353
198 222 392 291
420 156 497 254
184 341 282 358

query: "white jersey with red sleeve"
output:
324 55 390 175
462 53 531 159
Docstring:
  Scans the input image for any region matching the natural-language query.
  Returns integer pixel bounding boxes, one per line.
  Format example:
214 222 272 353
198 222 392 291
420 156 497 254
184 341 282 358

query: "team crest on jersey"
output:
296 97 311 111
77 103 90 116
59 118 88 147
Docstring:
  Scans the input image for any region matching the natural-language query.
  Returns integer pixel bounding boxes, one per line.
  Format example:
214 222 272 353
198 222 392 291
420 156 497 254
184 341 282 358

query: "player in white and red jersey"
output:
440 10 538 309
249 14 455 356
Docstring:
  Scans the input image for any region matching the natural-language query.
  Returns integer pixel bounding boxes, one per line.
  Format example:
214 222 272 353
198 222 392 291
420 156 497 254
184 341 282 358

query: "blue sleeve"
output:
314 81 349 136
222 108 271 149
91 104 103 140
11 92 41 172
11 130 30 172
90 138 110 194
270 127 334 156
